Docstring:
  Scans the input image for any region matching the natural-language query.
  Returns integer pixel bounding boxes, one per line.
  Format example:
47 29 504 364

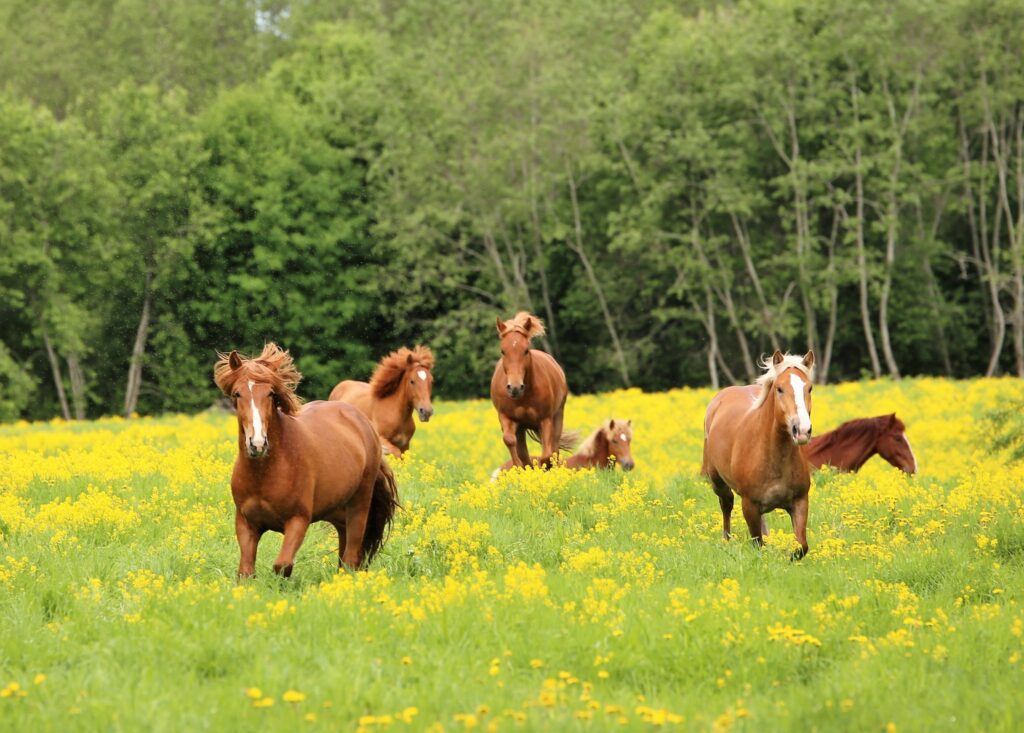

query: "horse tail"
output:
525 429 579 453
362 458 400 565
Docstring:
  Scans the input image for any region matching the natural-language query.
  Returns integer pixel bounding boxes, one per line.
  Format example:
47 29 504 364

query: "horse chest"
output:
510 404 541 424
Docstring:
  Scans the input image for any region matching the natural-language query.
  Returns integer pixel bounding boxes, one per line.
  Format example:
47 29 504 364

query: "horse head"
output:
496 312 545 399
405 346 435 422
605 419 635 471
214 343 303 459
767 350 815 445
876 413 917 474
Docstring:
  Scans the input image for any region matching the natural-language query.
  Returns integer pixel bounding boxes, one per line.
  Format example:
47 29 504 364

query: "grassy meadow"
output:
1 378 1023 731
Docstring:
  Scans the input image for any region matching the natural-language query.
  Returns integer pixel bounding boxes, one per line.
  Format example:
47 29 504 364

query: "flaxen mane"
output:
213 343 304 415
502 312 546 339
575 419 632 458
749 353 815 411
370 345 434 399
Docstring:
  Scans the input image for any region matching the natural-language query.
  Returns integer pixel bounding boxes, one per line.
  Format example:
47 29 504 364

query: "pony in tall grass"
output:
493 419 634 475
490 312 574 469
702 351 815 560
805 414 917 474
214 343 399 578
329 346 434 457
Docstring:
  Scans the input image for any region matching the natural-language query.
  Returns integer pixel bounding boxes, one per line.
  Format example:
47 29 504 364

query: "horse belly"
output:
239 496 289 533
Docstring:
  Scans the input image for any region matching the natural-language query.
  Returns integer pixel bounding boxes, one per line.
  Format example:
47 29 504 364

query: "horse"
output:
214 343 399 578
490 312 575 469
329 346 434 457
702 351 815 560
804 414 917 474
492 419 635 476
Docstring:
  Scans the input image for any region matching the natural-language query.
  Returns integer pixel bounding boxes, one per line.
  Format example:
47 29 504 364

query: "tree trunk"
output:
565 162 631 386
124 271 153 417
43 333 71 420
820 206 841 383
730 213 780 350
67 353 86 420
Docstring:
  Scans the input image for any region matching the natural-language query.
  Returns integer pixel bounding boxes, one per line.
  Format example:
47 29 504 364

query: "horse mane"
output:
750 352 815 410
369 345 434 399
502 311 546 339
575 419 632 458
213 343 304 415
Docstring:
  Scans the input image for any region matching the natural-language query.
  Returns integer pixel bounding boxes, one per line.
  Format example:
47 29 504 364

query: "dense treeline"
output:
2 0 1023 420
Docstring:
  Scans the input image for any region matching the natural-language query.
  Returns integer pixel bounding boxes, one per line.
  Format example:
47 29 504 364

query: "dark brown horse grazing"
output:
804 414 917 474
493 419 635 476
490 312 574 469
702 351 815 560
214 343 399 578
329 346 434 457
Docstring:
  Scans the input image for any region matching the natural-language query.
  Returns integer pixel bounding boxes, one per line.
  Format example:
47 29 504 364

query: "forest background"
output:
2 0 1023 421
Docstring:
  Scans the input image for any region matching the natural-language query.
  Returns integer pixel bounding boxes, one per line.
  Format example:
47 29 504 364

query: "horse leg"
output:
380 437 402 458
710 477 733 540
341 486 373 570
537 417 557 468
741 497 764 549
761 514 770 537
272 515 310 578
515 425 531 466
787 494 810 561
235 509 262 580
499 413 523 466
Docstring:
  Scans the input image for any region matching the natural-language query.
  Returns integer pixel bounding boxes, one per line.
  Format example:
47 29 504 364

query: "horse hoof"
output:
790 548 807 562
273 563 294 578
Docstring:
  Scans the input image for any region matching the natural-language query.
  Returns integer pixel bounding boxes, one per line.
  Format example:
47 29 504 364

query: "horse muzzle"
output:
790 422 811 445
246 437 270 458
417 406 433 423
620 459 635 471
506 384 525 399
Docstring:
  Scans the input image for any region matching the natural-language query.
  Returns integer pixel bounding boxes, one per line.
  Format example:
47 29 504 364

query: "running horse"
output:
329 346 434 457
214 343 399 578
702 351 815 560
804 414 917 474
493 419 635 475
490 312 574 469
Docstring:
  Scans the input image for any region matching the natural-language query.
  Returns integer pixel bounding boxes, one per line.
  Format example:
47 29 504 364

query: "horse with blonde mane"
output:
702 351 815 560
214 343 399 578
493 419 635 475
329 346 434 457
490 312 574 469
805 414 917 474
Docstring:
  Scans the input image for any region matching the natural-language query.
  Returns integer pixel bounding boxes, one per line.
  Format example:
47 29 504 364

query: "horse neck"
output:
376 378 414 421
574 434 610 468
839 429 879 471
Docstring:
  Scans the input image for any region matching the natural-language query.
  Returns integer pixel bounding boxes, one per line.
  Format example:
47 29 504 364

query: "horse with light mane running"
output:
329 346 434 457
215 343 399 578
490 312 575 469
702 351 815 560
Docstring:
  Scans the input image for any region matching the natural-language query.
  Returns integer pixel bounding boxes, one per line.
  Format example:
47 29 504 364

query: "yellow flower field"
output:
1 378 1022 731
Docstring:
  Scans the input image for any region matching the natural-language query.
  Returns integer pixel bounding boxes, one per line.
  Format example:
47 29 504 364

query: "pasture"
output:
1 378 1023 731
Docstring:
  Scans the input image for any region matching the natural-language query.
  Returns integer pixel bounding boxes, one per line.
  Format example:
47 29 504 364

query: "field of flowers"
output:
1 378 1023 731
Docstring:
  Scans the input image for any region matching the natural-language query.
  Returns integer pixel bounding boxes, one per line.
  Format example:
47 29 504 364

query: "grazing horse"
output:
329 346 435 457
490 312 574 469
702 351 815 560
804 414 917 474
214 343 399 578
493 419 635 476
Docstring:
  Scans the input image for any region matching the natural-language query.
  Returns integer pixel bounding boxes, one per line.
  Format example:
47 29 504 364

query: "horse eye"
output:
233 392 241 399
777 387 783 394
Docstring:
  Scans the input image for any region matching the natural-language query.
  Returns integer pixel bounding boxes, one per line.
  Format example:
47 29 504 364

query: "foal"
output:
493 419 635 475
215 344 399 578
490 312 573 469
702 351 815 560
329 346 434 457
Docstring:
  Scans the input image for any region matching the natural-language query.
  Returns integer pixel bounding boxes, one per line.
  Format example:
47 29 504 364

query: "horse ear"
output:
888 413 897 424
771 350 784 366
229 351 242 370
522 316 534 335
627 419 632 426
802 350 815 368
406 353 414 366
496 317 507 336
609 418 616 429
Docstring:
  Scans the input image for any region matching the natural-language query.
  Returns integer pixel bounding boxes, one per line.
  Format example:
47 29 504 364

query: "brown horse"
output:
214 343 399 578
493 419 635 476
490 312 574 469
702 351 815 560
329 346 434 457
804 414 917 474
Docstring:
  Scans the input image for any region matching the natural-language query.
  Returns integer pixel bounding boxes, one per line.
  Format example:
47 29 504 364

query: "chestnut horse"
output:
702 351 815 560
805 414 917 474
214 343 399 578
329 346 434 457
490 312 574 469
493 419 635 475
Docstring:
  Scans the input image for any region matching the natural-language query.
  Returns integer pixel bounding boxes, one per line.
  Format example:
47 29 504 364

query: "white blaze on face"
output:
247 380 266 449
619 433 628 442
417 369 427 381
789 374 811 434
903 433 918 473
